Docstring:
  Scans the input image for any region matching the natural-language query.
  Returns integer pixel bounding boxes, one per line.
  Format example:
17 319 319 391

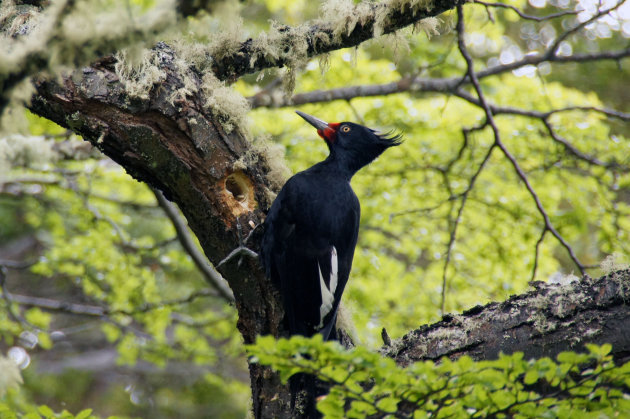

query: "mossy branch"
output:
211 0 464 81
383 270 630 367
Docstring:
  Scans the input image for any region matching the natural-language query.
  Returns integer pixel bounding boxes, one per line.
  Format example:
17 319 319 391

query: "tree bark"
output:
383 271 630 367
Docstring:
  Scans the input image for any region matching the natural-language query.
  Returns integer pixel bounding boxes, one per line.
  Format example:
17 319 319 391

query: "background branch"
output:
152 188 235 302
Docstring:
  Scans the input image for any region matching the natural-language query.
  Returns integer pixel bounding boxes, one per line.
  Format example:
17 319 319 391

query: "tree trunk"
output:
28 44 294 417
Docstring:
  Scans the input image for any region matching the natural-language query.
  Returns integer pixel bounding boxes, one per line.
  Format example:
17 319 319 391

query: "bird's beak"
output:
295 111 329 132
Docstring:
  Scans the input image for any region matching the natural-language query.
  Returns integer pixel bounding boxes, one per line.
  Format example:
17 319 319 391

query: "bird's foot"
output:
217 220 259 268
216 245 258 268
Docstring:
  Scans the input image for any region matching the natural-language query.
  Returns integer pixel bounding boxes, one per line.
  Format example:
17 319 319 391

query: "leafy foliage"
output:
250 336 630 417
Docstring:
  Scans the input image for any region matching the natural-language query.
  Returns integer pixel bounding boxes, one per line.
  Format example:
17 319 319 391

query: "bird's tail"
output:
318 311 339 342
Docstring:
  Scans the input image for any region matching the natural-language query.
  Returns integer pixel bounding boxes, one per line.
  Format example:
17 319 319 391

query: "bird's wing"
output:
261 175 359 339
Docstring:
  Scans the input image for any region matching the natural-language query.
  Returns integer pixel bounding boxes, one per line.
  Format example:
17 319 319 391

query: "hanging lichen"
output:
114 48 168 100
201 72 250 134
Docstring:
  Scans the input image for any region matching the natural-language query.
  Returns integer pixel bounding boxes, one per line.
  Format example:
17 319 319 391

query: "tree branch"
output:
473 0 579 22
441 144 495 314
383 270 630 366
455 4 585 275
248 48 630 108
212 0 465 81
4 288 218 317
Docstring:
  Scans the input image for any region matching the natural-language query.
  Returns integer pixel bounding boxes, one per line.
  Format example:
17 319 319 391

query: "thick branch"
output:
383 270 630 366
212 0 464 81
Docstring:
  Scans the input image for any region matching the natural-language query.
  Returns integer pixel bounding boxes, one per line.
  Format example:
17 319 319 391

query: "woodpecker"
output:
261 111 401 341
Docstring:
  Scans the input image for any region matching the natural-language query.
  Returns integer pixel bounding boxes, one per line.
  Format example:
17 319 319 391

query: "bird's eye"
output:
341 126 351 133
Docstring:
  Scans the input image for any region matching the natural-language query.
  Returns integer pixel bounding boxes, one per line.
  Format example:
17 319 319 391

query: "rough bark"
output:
383 271 630 367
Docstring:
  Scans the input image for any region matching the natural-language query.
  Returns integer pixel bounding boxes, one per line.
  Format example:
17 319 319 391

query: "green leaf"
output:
74 409 93 419
523 370 538 385
38 405 56 418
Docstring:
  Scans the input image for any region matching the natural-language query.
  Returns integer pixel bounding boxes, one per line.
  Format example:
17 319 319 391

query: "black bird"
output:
261 111 401 341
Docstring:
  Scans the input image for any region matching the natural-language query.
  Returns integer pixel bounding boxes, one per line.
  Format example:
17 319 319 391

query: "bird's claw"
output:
217 220 260 268
217 246 258 268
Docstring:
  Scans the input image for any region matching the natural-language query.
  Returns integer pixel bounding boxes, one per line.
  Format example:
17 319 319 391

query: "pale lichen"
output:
249 22 289 68
320 0 374 41
114 48 168 100
207 16 246 61
248 22 312 94
169 56 200 105
601 253 629 274
416 17 441 38
375 0 434 37
601 253 630 300
0 0 176 109
114 41 251 134
336 302 360 344
0 134 58 177
380 31 411 62
548 272 579 286
171 40 214 71
232 134 291 190
0 355 22 397
201 72 250 134
0 1 16 26
250 22 314 94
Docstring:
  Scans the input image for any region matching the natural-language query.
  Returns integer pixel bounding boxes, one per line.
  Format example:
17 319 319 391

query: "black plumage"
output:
261 111 401 340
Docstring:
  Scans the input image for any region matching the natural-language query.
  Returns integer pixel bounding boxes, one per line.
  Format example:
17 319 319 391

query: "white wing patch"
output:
317 246 338 329
330 247 338 296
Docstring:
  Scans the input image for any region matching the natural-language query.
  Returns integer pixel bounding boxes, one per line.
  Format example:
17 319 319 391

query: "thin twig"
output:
545 1 625 59
216 244 259 269
0 266 41 331
474 0 579 21
541 118 608 168
441 144 495 315
5 288 218 317
456 4 585 276
530 228 547 282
